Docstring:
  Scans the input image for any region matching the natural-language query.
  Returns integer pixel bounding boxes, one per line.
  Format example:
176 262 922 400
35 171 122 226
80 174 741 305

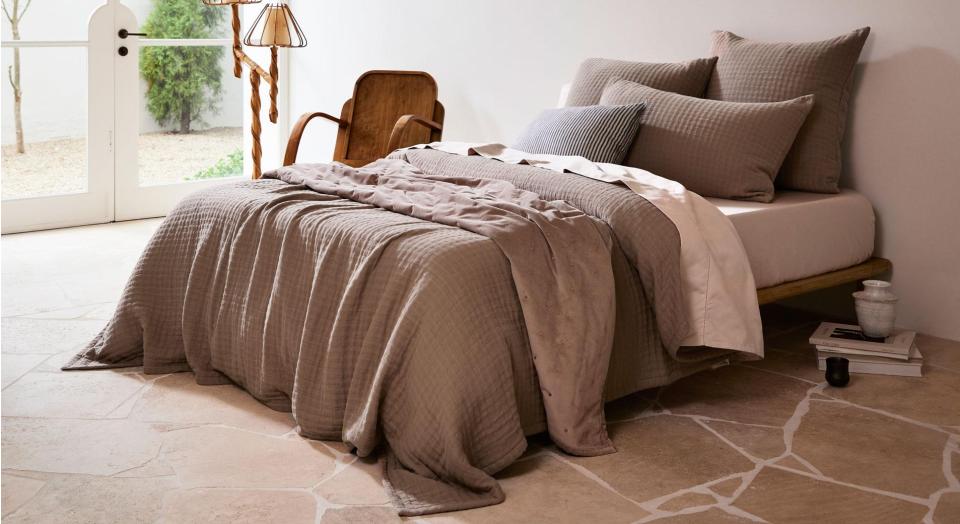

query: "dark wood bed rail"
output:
756 257 892 305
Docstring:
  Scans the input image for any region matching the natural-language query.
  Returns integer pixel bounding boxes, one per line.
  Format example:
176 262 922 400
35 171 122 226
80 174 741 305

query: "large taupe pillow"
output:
565 57 717 107
707 28 870 193
600 80 814 202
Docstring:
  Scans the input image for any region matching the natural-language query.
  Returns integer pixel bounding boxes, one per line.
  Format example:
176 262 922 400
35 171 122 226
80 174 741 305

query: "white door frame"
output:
113 2 266 221
3 0 287 232
0 1 115 234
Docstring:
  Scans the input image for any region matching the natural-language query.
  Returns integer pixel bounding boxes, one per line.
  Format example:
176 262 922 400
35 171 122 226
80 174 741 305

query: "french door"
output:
2 0 246 233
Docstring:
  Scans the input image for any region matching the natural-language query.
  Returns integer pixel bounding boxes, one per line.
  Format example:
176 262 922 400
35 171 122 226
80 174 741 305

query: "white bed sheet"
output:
707 190 875 289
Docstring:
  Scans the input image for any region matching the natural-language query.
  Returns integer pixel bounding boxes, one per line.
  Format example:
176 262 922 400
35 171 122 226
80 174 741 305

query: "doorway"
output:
2 0 245 233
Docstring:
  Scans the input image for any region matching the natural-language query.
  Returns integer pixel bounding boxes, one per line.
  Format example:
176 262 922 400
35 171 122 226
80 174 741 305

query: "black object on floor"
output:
825 356 851 387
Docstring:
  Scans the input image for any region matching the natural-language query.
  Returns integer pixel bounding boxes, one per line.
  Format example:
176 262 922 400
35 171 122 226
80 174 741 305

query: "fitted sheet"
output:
707 190 875 289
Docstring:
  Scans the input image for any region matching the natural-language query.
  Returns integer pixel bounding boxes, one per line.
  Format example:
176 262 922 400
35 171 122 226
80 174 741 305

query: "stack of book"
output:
808 322 923 377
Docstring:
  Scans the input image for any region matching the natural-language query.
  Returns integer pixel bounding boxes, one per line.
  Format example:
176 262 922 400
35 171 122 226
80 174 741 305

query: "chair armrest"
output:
283 112 347 166
386 114 444 154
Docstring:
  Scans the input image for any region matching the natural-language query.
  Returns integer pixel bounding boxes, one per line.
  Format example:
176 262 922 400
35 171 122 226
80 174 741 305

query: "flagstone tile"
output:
605 390 653 422
741 348 824 383
822 367 960 427
0 281 76 318
1 353 46 388
659 365 811 427
130 372 295 435
657 491 717 512
792 401 948 498
0 317 105 354
953 450 959 481
3 474 175 524
1 418 163 476
646 507 756 523
315 456 390 506
114 457 176 479
160 426 336 488
733 467 928 523
1 473 46 517
934 491 960 523
568 416 754 503
321 506 400 523
12 302 112 321
420 454 649 523
770 455 817 474
57 269 135 306
1 371 145 418
707 477 744 498
702 419 785 460
917 334 960 372
160 488 316 524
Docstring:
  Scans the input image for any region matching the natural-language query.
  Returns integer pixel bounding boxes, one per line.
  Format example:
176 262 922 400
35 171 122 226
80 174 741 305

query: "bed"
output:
66 36 885 516
709 190 891 303
555 83 891 306
65 146 764 515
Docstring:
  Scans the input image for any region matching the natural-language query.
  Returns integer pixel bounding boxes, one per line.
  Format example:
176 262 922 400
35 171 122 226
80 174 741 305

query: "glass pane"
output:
130 0 234 39
1 0 103 41
137 45 243 186
2 46 88 200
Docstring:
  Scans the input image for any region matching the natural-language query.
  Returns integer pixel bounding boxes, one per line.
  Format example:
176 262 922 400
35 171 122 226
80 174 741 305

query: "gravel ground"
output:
2 127 242 200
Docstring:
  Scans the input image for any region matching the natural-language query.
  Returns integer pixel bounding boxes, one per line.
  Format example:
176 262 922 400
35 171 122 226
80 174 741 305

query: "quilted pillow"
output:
707 28 870 193
601 80 814 202
512 103 646 164
565 57 718 107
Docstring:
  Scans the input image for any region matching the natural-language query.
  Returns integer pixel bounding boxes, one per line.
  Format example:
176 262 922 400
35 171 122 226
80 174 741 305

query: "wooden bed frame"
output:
756 257 891 305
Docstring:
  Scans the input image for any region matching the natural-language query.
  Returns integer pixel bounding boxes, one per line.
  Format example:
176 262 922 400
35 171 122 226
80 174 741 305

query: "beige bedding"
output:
708 190 875 288
409 143 765 356
65 150 760 515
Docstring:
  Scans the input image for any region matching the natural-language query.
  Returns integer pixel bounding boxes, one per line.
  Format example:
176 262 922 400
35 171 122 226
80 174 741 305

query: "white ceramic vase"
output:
853 280 898 338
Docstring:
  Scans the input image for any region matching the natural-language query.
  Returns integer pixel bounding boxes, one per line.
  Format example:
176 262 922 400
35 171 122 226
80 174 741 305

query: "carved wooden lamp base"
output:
201 0 306 179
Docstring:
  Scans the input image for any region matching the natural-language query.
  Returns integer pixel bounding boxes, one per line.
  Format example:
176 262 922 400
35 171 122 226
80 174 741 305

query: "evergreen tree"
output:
140 0 224 133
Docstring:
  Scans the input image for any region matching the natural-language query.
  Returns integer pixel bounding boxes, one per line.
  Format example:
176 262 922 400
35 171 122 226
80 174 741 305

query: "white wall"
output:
287 0 960 340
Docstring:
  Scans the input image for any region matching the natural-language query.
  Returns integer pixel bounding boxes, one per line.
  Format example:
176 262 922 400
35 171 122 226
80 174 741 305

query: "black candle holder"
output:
825 356 850 387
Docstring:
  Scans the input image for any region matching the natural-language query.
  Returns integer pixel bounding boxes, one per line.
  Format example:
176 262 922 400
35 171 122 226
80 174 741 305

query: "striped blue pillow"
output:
512 103 646 164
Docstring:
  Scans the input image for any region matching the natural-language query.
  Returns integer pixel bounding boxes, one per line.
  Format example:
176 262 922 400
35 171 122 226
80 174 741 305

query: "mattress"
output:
707 190 875 289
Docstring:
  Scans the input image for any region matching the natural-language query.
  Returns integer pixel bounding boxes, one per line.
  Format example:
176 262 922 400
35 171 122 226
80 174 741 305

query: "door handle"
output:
118 29 147 39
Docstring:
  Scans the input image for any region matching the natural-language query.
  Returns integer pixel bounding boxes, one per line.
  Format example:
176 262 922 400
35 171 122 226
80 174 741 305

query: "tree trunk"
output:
8 0 25 154
179 101 191 134
11 47 24 153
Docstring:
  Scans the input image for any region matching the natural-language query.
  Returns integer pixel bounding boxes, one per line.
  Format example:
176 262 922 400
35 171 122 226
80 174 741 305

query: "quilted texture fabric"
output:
565 57 717 107
601 80 814 202
707 28 870 193
512 103 646 164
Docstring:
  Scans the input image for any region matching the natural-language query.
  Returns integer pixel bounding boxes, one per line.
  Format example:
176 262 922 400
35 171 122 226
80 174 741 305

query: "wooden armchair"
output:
283 70 444 168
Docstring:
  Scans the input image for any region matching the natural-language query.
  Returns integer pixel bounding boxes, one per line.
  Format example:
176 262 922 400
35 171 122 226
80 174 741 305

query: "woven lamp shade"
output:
244 3 307 48
200 0 262 5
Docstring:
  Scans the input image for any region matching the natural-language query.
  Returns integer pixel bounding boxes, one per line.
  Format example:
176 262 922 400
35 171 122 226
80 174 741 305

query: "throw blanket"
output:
404 143 765 356
266 159 619 456
64 150 753 515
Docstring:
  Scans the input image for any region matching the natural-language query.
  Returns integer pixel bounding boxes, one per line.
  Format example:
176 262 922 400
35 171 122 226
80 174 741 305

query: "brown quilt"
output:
65 150 697 515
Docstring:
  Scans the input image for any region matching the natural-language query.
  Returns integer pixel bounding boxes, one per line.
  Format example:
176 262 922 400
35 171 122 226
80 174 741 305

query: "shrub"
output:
139 0 225 134
187 148 243 180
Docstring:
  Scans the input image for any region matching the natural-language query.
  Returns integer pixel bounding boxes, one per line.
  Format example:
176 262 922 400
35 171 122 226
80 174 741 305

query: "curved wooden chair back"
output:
283 70 444 169
338 71 442 165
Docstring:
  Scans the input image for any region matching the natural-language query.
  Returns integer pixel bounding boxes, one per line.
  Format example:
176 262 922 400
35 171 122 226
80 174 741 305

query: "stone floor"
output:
2 219 959 523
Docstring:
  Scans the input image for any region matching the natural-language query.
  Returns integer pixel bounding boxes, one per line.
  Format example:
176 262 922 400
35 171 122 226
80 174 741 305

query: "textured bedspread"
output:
65 151 693 515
